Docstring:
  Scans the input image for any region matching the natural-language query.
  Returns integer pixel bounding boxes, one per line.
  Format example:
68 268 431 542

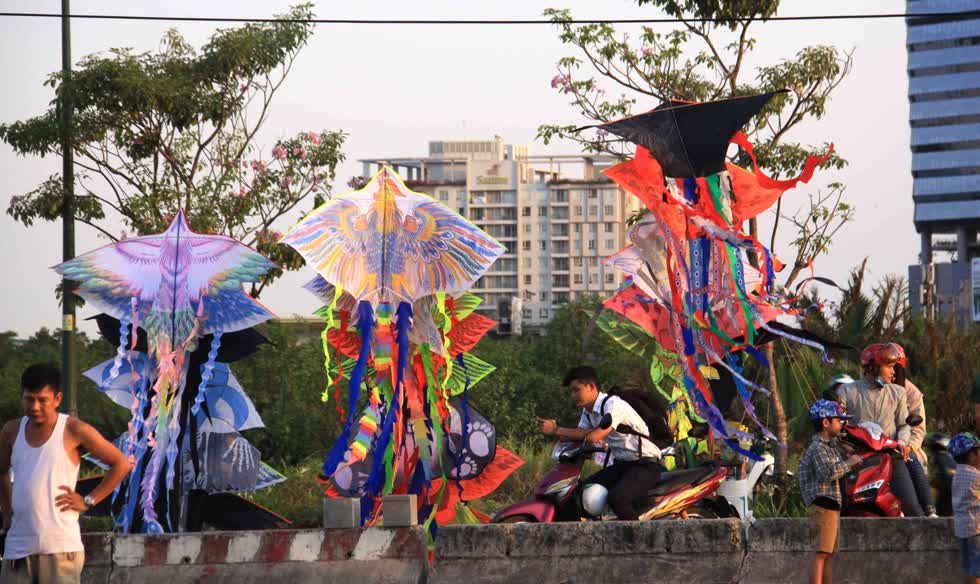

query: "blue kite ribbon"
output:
323 301 375 478
453 353 472 499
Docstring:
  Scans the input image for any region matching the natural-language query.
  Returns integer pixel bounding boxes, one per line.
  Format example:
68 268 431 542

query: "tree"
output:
1 3 345 294
539 0 855 487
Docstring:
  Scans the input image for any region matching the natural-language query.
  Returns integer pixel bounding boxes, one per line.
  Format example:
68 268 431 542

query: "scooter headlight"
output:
581 483 609 518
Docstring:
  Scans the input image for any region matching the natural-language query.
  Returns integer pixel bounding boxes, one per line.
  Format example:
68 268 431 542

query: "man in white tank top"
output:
0 364 130 584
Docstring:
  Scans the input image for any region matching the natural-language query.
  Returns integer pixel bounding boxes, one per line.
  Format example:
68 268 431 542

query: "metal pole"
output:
61 0 77 418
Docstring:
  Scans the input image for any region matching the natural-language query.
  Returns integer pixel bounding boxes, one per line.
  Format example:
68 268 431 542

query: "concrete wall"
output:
78 518 959 584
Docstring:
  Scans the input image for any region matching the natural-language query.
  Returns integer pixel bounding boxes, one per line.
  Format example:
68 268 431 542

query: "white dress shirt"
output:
577 392 661 462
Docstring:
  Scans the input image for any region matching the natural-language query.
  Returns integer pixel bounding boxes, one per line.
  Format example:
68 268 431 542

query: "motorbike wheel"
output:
493 514 538 524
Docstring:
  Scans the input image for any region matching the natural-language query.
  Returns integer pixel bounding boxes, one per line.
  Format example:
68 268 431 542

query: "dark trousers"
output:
583 458 662 520
890 454 923 517
907 453 935 512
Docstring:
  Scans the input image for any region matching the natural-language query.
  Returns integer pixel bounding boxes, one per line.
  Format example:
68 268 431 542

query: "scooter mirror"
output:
690 422 710 439
599 413 613 430
906 414 923 427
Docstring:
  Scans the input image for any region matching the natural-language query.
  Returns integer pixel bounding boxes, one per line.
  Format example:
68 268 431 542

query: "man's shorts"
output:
0 551 84 584
961 535 980 577
808 505 840 554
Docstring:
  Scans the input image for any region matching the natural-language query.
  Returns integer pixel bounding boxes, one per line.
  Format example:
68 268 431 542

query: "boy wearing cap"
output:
798 400 863 584
949 432 980 583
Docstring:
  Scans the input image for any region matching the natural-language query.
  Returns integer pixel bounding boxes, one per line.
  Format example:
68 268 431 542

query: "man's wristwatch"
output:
83 495 95 509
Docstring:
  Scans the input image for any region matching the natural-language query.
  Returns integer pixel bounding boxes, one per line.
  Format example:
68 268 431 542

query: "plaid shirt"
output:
953 464 980 538
798 434 851 507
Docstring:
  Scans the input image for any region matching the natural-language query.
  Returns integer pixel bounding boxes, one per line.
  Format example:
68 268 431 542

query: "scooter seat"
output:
647 466 717 496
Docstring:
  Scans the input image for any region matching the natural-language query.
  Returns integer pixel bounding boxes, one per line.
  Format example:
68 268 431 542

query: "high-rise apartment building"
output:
905 1 980 323
360 136 642 333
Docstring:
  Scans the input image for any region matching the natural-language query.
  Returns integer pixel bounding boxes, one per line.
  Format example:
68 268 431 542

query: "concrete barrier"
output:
77 518 959 584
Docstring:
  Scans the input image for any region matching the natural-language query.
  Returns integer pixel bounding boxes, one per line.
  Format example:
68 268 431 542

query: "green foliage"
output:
1 3 345 293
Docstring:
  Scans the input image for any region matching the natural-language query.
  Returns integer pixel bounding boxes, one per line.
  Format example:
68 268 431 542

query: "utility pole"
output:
61 0 78 418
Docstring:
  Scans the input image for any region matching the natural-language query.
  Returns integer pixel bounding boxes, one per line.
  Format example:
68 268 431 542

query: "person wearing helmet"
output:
890 344 929 470
949 432 980 581
798 400 863 584
536 366 662 520
836 342 934 516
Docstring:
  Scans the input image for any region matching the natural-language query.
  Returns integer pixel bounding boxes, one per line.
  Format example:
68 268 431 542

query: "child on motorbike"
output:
798 400 863 584
949 433 980 584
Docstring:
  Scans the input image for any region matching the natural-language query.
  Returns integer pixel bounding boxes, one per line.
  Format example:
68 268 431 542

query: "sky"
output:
0 0 916 338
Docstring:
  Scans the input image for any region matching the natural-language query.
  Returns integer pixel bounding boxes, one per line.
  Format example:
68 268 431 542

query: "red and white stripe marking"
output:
83 528 424 567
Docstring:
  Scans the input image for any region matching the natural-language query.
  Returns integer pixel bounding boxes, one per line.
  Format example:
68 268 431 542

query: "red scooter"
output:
839 415 923 517
492 415 730 523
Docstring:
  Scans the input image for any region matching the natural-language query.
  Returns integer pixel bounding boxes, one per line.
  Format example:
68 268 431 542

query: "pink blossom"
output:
236 186 248 198
133 136 143 146
292 147 307 160
271 146 287 160
249 160 267 173
641 46 655 57
239 84 247 95
312 173 322 185
305 132 322 145
9 195 21 207
256 228 284 244
281 176 295 187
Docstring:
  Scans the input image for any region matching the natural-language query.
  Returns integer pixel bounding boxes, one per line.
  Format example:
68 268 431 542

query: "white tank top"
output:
4 414 84 559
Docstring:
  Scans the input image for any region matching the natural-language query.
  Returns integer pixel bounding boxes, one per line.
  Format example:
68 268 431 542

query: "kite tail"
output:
320 284 345 403
106 313 131 388
758 321 835 364
323 302 375 478
725 353 778 442
190 331 222 417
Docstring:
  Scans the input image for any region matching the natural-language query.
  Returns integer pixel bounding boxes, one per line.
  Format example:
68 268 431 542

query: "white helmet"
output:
581 483 609 518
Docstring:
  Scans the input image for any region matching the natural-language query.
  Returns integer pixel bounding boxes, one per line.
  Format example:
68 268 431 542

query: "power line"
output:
0 9 978 26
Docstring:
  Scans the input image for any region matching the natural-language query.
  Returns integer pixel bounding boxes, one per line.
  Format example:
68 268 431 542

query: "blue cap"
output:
949 432 980 459
808 399 853 421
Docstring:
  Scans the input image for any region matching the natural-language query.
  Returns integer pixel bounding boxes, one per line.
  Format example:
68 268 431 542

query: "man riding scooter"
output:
535 366 661 520
836 343 937 517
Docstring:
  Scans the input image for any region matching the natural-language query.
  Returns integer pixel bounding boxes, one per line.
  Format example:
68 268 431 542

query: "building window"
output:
589 205 598 216
457 190 466 201
604 205 614 215
439 190 449 201
522 308 532 319
522 206 531 217
539 308 549 318
588 240 595 250
458 207 465 215
589 273 597 285
541 291 550 302
524 223 532 234
588 189 598 199
522 241 531 251
574 223 581 233
538 206 548 217
523 257 532 268
540 240 547 251
574 205 583 216
605 239 614 249
574 274 584 284
589 223 596 233
574 257 583 267
605 223 614 233
605 273 615 284
523 290 534 301
524 275 532 285
589 257 598 267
